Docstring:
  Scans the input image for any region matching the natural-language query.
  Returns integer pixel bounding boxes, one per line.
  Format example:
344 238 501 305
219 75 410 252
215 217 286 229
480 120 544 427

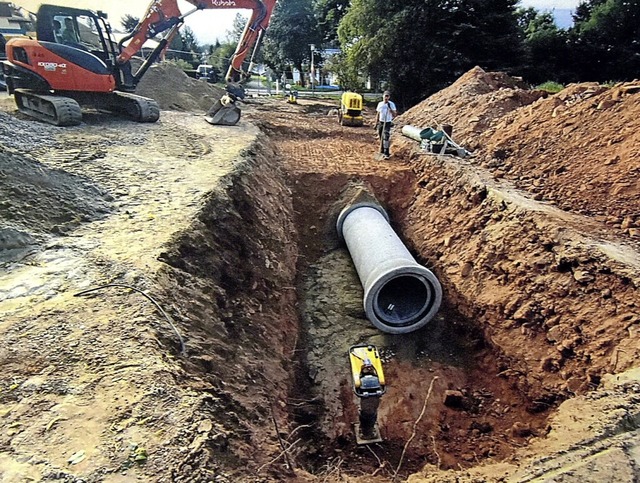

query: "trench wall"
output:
153 136 301 477
398 152 640 403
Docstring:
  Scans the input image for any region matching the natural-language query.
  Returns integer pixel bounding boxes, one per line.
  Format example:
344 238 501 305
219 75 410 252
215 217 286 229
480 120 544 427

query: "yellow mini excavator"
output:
338 92 364 126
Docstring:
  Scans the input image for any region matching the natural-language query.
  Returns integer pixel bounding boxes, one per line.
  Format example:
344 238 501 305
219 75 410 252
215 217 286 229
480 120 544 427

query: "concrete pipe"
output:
336 202 442 334
401 125 425 142
402 125 446 143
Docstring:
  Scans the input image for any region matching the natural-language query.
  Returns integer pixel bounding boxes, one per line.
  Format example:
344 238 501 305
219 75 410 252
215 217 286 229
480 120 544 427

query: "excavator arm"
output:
118 0 277 125
223 0 275 84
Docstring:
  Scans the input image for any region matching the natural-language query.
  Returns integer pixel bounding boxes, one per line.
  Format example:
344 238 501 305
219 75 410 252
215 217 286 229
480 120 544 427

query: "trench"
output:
286 172 551 478
1 96 638 481
156 132 555 480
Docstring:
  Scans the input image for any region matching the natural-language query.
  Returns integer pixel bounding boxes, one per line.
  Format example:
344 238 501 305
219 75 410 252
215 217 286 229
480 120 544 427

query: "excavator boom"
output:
119 0 278 125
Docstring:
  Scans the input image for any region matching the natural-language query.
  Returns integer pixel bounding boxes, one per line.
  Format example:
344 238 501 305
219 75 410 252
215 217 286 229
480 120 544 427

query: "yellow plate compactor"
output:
349 344 386 444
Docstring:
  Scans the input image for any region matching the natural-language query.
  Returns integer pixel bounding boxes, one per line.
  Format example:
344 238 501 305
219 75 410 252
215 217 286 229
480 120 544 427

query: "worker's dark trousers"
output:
377 122 392 155
359 396 381 437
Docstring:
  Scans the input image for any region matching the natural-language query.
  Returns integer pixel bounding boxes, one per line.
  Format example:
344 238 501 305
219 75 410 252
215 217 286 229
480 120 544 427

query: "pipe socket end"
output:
336 202 389 241
365 266 442 334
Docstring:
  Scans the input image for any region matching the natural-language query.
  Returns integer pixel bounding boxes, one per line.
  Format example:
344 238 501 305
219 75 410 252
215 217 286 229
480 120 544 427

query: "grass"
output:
535 81 564 93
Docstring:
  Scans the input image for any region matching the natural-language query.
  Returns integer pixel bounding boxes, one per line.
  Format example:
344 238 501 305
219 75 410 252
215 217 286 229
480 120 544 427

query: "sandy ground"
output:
1 65 639 482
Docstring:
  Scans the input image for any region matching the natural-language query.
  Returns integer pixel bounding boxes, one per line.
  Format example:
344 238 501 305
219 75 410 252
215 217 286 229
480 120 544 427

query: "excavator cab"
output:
26 5 126 87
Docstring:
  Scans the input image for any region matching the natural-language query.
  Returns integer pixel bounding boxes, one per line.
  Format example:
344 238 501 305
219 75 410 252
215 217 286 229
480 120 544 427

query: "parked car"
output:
195 64 215 82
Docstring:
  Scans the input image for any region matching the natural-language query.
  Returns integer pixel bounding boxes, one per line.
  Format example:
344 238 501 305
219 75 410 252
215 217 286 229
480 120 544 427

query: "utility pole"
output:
310 44 315 96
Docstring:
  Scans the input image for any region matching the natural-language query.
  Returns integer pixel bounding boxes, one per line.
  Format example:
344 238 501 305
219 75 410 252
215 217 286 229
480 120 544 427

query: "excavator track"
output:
13 89 160 125
108 91 160 123
14 89 82 127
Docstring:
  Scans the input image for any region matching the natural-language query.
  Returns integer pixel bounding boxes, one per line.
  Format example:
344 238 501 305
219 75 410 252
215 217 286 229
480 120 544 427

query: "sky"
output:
520 0 580 8
16 0 243 45
16 0 581 46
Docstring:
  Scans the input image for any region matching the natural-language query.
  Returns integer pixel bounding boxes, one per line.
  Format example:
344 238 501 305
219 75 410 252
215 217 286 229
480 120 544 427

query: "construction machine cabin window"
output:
54 15 102 51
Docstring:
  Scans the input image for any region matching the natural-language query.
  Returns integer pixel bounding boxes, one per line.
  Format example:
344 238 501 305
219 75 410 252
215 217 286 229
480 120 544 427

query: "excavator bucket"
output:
204 99 241 126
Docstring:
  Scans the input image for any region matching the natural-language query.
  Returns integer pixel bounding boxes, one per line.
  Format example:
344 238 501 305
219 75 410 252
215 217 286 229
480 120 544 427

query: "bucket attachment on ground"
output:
349 344 386 444
205 83 245 125
205 96 241 125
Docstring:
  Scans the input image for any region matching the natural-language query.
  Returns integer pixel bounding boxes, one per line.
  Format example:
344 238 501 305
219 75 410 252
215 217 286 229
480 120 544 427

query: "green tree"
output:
262 0 321 86
314 0 349 47
228 13 248 43
328 51 364 91
165 26 199 66
572 0 606 23
450 0 524 73
176 25 201 67
568 0 640 82
168 31 185 59
180 25 201 54
120 15 140 33
338 0 524 107
516 6 539 30
208 41 237 80
518 8 570 83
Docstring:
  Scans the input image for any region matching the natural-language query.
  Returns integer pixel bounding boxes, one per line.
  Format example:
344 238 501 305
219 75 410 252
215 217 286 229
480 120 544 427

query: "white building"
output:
0 2 34 39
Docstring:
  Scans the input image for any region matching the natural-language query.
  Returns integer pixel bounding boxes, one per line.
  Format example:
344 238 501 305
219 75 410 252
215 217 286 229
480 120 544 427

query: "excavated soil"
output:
0 64 639 482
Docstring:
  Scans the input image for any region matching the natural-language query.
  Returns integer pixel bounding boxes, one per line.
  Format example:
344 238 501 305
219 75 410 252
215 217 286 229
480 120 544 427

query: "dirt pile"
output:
135 61 226 112
399 66 543 142
396 66 640 242
390 67 640 481
394 67 640 392
0 150 112 261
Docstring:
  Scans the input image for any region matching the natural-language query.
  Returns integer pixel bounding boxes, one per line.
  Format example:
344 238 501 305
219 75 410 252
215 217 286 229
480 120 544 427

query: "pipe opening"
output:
373 274 435 327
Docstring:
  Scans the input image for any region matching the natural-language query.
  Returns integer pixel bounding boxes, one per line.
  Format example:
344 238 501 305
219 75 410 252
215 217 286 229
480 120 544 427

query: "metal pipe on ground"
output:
336 201 442 334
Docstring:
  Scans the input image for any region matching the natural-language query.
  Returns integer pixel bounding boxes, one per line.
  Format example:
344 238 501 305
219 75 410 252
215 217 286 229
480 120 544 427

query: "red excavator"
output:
0 0 277 126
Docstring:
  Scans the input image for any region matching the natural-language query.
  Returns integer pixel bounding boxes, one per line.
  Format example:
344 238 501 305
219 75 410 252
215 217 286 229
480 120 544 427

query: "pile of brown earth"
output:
135 61 227 112
389 67 640 481
397 66 640 240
